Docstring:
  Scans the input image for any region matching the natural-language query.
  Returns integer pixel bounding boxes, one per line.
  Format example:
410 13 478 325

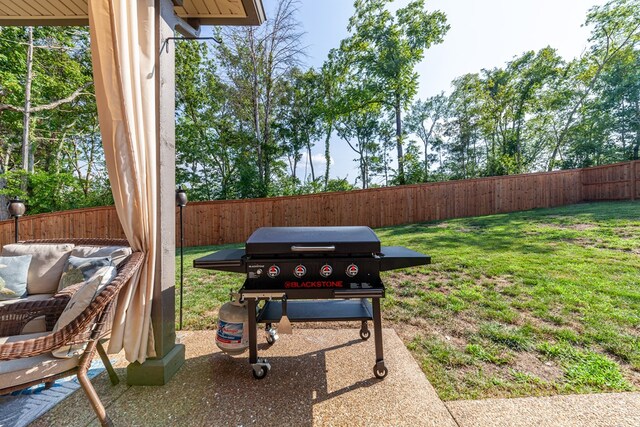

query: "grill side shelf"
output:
256 299 374 323
193 248 246 273
379 246 431 271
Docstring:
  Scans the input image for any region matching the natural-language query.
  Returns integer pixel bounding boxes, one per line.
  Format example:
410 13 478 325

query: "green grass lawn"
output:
175 200 640 400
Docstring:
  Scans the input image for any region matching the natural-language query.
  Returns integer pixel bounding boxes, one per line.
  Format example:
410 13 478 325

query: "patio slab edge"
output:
446 391 640 427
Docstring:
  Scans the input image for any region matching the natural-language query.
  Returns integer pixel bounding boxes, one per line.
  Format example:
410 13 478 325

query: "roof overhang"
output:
0 0 265 26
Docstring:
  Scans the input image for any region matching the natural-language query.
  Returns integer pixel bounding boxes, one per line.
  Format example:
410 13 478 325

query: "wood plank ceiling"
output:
0 0 264 26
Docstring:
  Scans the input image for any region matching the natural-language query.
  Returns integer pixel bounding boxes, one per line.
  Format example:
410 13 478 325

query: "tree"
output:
217 0 305 197
342 0 449 184
0 26 100 217
175 40 255 200
335 104 384 189
596 45 640 160
406 93 448 181
443 74 484 179
273 68 323 185
318 50 345 189
546 0 640 170
476 48 563 174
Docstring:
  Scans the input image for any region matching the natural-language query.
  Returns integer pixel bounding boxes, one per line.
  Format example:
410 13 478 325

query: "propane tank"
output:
216 293 249 355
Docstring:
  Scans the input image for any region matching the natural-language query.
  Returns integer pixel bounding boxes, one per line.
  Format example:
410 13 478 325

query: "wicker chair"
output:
0 239 144 427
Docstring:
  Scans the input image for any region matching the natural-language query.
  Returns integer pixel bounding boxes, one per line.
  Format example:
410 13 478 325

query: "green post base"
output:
126 343 185 386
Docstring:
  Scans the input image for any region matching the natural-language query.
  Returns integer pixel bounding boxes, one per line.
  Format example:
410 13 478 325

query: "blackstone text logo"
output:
284 281 344 288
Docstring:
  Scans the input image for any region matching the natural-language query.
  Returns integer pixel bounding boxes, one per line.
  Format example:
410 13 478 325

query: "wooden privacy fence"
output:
1 161 638 248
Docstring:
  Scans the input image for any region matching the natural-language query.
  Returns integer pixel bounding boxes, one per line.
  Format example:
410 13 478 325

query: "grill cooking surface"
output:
246 226 380 256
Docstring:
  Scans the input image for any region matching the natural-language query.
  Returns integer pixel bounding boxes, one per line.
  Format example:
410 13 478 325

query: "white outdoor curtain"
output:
88 0 157 363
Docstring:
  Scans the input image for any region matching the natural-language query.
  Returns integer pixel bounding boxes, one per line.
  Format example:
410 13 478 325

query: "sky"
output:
268 0 609 184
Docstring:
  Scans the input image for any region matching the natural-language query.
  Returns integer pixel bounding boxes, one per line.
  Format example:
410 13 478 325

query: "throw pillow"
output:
51 265 117 358
58 256 114 291
1 243 74 294
0 255 32 300
51 274 101 358
71 245 132 267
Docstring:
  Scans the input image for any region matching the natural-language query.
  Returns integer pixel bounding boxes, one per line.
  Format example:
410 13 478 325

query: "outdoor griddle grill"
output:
194 226 430 379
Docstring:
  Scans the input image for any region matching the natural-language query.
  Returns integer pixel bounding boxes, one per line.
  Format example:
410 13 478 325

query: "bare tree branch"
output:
0 82 93 113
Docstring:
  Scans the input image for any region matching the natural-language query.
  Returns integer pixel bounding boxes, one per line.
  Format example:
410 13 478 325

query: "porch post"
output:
126 0 185 385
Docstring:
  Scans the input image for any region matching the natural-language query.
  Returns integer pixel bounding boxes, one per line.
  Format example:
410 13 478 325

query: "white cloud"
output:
301 152 332 166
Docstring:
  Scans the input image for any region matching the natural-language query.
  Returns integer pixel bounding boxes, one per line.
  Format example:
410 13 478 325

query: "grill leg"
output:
247 298 258 365
372 297 387 379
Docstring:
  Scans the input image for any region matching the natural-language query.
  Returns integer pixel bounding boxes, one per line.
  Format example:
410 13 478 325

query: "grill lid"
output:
245 226 381 256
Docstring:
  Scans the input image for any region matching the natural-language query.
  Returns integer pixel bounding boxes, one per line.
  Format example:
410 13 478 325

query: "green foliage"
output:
0 169 112 214
325 178 357 192
410 0 640 179
405 93 448 181
0 26 107 216
274 68 324 185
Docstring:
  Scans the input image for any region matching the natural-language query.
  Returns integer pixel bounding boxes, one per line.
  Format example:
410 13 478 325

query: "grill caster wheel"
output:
252 365 268 379
265 327 279 345
251 359 271 380
374 365 388 379
359 329 370 340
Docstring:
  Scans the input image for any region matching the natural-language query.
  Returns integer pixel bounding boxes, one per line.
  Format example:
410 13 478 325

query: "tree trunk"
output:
420 120 436 182
21 26 34 178
423 141 428 181
383 143 389 186
548 140 561 171
395 96 405 185
248 28 264 193
634 100 639 160
323 121 332 190
306 140 315 181
360 151 367 189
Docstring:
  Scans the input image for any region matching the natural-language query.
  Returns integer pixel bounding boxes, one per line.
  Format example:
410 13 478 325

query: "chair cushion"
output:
58 255 114 291
0 255 32 300
0 332 79 390
71 245 132 267
2 244 74 295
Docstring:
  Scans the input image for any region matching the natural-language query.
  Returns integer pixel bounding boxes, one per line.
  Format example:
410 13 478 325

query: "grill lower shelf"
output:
257 299 373 323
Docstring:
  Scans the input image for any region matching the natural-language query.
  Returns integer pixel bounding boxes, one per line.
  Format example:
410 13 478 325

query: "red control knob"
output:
320 264 333 277
346 264 359 277
294 264 307 278
267 265 280 278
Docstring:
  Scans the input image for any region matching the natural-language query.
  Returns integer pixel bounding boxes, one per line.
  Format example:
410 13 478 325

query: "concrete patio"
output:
28 329 640 427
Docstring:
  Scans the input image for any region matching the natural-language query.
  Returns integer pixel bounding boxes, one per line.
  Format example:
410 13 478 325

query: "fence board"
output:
1 161 638 248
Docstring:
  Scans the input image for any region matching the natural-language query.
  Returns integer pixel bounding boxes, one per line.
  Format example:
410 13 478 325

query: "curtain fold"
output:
88 0 157 363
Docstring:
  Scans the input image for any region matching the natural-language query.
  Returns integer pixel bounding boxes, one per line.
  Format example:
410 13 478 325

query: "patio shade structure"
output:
0 0 264 26
0 0 265 385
